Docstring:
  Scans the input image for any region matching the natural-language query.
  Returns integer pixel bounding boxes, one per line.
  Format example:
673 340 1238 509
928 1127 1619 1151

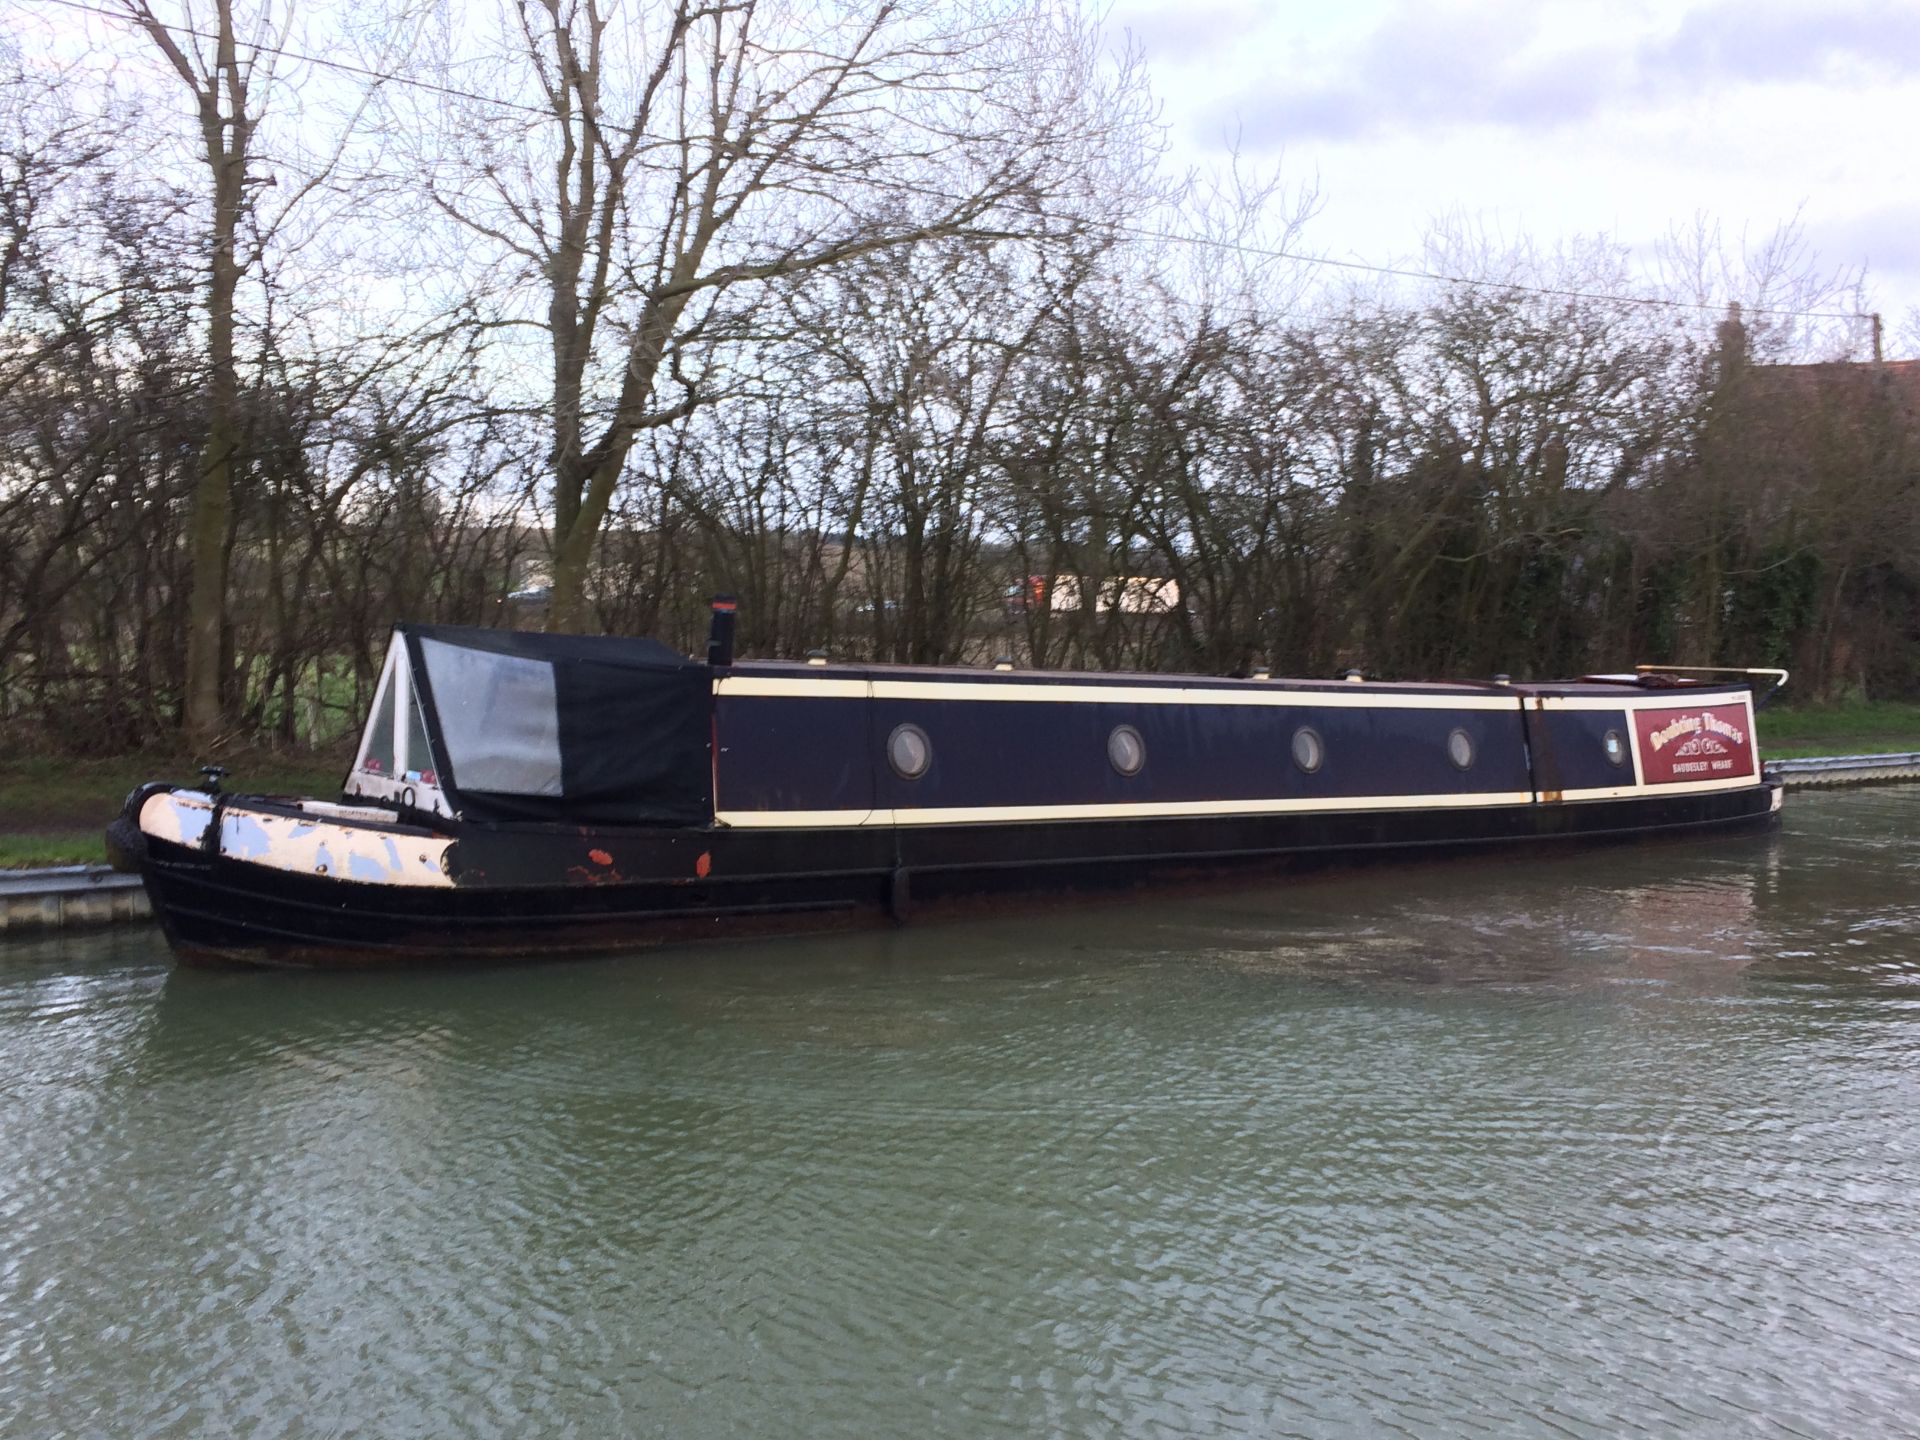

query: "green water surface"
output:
4 789 1920 1437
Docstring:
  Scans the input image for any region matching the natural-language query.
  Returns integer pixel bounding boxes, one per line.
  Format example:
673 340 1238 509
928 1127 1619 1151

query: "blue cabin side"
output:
710 669 1762 829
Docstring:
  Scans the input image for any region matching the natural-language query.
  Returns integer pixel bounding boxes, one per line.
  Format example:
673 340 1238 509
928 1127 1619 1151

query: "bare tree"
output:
404 0 1156 630
111 0 409 739
113 0 262 740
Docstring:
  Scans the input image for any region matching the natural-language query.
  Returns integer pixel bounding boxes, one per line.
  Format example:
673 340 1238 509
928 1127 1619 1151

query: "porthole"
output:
887 723 932 780
1291 726 1324 774
1447 727 1475 770
1108 724 1146 777
1603 729 1628 768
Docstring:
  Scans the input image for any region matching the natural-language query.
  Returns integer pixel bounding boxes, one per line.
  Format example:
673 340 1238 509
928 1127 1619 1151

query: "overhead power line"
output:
1104 222 1864 322
40 0 558 119
38 0 1871 326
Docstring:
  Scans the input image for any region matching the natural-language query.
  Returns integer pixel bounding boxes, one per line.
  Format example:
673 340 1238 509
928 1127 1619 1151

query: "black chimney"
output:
706 594 738 667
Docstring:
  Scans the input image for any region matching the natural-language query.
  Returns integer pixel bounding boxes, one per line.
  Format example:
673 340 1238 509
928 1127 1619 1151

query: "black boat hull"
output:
120 784 1782 969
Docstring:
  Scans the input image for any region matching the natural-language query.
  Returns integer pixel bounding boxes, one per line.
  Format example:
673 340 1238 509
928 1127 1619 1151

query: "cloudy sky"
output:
1106 0 1918 352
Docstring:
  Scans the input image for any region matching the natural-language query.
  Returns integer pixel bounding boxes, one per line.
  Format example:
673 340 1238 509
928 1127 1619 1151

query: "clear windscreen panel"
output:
418 636 563 796
405 691 436 785
358 668 398 777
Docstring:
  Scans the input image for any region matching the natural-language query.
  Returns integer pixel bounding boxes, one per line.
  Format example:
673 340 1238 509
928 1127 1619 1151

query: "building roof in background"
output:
1752 358 1920 416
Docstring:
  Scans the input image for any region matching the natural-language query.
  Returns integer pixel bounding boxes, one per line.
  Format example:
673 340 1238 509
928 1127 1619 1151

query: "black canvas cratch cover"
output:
401 624 711 826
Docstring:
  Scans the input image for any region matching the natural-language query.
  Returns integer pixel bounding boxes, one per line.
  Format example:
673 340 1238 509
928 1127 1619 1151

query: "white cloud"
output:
1192 0 1920 143
1107 0 1919 343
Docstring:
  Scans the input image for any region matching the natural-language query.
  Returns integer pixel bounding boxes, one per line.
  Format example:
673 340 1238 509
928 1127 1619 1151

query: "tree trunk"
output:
183 369 235 741
128 0 250 744
546 282 696 632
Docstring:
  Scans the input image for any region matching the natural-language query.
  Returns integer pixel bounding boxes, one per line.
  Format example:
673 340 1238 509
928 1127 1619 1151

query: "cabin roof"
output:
723 659 1680 698
401 622 697 673
395 626 1737 700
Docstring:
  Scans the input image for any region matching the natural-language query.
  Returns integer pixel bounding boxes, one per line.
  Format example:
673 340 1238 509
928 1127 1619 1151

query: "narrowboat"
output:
107 603 1786 968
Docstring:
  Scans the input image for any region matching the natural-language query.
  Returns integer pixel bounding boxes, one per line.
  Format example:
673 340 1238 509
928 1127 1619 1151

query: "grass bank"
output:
0 746 351 868
1756 700 1920 759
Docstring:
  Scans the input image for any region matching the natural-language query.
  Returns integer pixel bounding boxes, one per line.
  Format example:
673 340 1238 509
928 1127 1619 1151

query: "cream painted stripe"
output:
716 675 1522 711
716 790 1538 829
1556 774 1762 802
717 677 1757 713
716 676 869 699
1646 772 1761 794
1539 692 1752 712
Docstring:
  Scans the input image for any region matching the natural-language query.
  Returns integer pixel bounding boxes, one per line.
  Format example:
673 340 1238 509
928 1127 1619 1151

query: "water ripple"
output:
3 791 1920 1436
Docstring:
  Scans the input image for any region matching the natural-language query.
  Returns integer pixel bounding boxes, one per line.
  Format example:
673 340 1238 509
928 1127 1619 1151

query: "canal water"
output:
5 789 1920 1438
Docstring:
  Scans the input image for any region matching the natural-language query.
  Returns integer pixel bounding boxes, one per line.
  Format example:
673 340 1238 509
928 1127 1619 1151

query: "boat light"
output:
1492 673 1512 685
992 656 1015 672
1342 668 1365 684
806 649 830 666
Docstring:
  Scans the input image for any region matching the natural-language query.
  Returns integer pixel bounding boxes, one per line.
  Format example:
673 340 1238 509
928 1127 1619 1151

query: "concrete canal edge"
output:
1 752 1916 938
1 865 150 936
1765 752 1920 788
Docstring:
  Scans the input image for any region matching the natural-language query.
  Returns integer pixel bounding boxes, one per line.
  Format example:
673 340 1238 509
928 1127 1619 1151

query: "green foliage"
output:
1629 559 1687 663
1723 547 1823 670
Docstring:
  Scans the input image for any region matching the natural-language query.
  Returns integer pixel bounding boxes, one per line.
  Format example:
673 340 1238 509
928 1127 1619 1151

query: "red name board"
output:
1633 703 1757 785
